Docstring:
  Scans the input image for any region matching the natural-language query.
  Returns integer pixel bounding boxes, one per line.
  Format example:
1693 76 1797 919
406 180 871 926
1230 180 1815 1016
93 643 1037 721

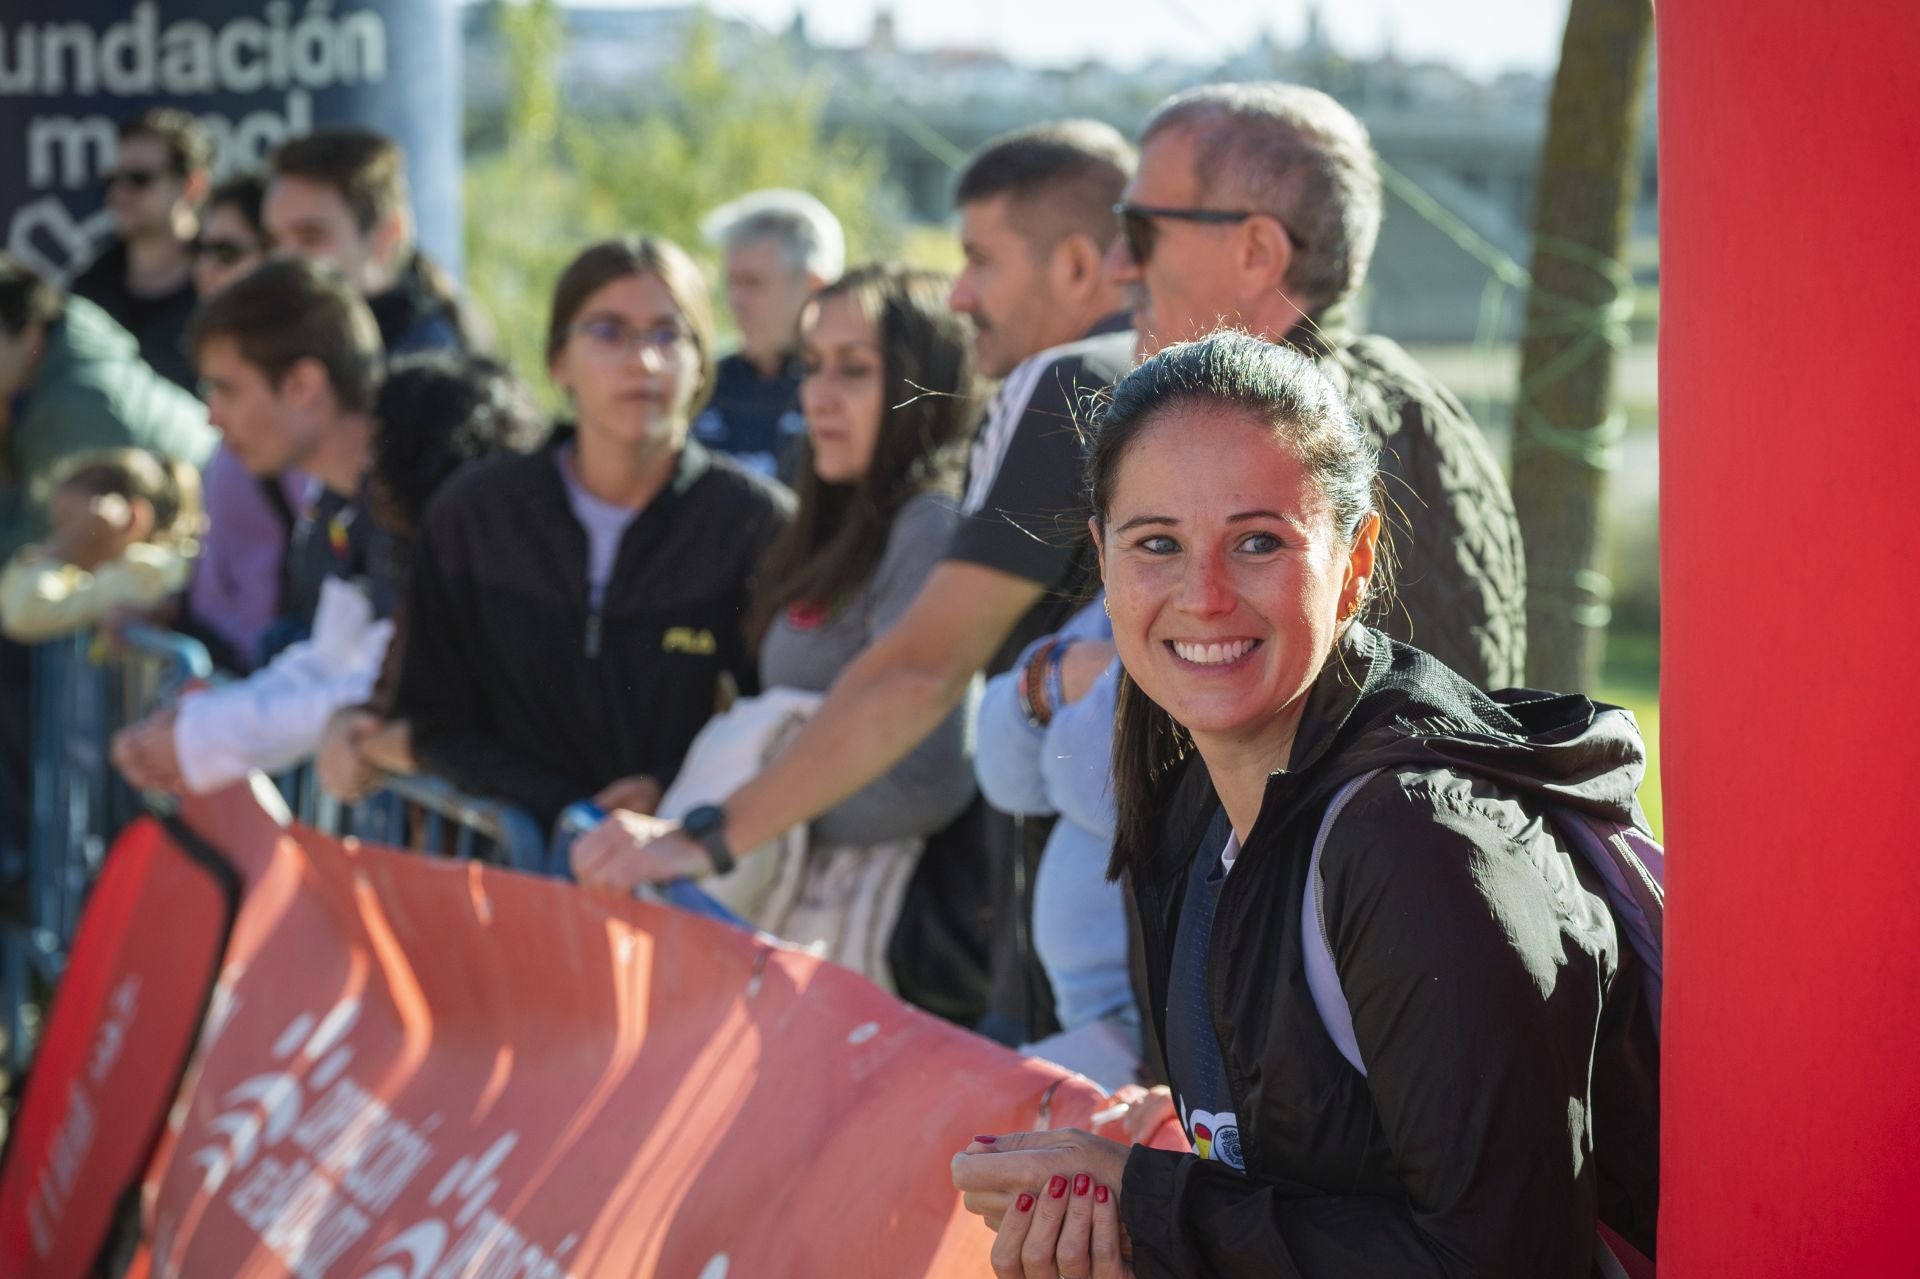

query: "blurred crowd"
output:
0 86 1658 1278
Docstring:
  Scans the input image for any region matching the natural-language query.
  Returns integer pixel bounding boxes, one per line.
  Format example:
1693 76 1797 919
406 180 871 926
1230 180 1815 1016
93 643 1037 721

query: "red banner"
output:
0 819 237 1278
101 790 1149 1277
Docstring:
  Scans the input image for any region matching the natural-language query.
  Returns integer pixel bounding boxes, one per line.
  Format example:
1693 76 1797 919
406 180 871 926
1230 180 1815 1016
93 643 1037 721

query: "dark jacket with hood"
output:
393 432 792 827
1121 624 1659 1278
369 253 470 358
69 239 200 391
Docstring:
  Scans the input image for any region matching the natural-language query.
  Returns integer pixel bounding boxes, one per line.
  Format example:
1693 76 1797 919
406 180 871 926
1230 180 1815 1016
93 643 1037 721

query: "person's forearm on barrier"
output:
168 620 390 794
572 561 1044 895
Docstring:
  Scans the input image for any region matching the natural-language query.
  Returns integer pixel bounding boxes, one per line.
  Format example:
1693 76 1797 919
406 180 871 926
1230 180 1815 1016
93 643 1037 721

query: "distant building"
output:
461 1 1657 344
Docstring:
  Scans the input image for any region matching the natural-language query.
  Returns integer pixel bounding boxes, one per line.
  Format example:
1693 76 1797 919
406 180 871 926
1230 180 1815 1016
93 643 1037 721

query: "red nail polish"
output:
1074 1173 1091 1197
1095 1184 1110 1204
1048 1175 1068 1199
973 1134 996 1144
1016 1193 1035 1213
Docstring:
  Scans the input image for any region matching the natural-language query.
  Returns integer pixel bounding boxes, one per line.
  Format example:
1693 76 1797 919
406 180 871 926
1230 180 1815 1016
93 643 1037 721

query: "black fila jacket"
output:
394 431 792 827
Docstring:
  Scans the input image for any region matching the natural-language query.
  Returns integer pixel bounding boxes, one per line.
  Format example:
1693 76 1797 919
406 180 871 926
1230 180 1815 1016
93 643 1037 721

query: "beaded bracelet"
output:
1043 637 1071 718
1020 638 1059 727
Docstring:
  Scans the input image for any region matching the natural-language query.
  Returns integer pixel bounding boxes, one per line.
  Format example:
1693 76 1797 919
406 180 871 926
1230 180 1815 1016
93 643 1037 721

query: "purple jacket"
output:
187 446 308 670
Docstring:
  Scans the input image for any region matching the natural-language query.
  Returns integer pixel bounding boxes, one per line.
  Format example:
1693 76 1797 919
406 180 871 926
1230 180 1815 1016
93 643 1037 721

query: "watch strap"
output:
683 804 736 876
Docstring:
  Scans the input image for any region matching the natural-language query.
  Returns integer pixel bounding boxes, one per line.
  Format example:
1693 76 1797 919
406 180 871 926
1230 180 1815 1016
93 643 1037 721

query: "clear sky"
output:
665 0 1572 79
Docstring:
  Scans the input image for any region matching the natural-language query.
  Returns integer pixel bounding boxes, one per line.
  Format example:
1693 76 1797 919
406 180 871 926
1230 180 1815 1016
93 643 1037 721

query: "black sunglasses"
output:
192 237 256 268
102 168 166 193
1114 201 1308 265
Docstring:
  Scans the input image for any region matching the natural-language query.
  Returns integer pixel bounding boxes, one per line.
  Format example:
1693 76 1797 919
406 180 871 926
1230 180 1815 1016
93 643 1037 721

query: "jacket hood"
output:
1284 622 1650 829
369 253 459 353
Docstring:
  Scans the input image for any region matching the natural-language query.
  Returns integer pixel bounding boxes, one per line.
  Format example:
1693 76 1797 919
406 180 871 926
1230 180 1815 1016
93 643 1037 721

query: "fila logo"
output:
662 627 717 655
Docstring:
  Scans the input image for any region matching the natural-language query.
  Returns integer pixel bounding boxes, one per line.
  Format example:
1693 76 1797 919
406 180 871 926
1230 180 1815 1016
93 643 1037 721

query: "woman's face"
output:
1097 406 1374 756
551 272 703 450
192 202 266 298
799 292 884 484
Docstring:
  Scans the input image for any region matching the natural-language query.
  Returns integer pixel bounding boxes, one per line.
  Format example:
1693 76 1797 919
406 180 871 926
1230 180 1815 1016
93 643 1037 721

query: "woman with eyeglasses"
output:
388 237 794 832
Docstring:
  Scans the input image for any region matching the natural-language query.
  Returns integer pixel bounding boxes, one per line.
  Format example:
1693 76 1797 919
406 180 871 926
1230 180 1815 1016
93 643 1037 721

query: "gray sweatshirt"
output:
758 491 978 845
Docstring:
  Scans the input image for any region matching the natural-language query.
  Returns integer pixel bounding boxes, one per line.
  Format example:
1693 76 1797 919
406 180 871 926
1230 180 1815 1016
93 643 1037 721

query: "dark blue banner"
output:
0 0 462 281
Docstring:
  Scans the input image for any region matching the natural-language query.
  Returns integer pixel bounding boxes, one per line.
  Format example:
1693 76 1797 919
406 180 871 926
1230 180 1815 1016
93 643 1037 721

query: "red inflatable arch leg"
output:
1658 2 1920 1273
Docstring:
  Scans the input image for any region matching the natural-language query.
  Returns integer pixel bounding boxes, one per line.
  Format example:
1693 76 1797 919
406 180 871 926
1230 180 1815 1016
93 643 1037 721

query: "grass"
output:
1598 630 1662 839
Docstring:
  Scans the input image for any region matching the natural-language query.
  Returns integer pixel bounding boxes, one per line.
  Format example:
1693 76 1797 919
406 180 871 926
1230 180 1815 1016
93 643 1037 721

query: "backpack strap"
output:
1302 768 1386 1077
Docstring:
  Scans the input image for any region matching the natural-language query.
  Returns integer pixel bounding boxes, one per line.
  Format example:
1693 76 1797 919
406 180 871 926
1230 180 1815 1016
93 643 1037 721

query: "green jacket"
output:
0 297 214 559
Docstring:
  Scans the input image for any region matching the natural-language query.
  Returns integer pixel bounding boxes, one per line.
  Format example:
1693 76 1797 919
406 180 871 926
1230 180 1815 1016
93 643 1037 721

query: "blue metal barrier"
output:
300 770 548 873
4 619 733 1078
5 625 215 1077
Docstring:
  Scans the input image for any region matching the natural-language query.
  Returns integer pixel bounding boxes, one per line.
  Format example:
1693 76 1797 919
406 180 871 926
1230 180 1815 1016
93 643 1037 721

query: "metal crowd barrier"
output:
4 625 212 1078
296 769 549 873
5 622 743 1079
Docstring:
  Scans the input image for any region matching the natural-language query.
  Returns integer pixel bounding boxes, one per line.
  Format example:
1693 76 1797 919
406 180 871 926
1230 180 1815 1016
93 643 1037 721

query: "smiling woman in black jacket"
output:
390 238 792 830
952 332 1659 1279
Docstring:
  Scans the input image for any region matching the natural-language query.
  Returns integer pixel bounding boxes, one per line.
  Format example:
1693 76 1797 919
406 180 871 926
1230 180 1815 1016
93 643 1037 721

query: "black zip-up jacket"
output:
1122 624 1659 1278
394 433 793 827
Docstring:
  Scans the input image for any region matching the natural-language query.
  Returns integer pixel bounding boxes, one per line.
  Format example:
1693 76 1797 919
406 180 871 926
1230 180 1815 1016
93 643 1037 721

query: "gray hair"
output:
701 188 846 282
1142 83 1381 314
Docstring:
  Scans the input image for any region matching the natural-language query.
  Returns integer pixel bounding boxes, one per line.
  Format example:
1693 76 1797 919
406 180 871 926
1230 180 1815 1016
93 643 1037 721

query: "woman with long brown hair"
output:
572 264 984 977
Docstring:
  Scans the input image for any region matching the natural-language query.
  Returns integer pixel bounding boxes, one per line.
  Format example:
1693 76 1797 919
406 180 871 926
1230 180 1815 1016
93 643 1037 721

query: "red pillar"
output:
1659 2 1920 1272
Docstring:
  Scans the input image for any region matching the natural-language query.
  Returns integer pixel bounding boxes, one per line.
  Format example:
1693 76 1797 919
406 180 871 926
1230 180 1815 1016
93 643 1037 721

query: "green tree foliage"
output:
465 1 907 399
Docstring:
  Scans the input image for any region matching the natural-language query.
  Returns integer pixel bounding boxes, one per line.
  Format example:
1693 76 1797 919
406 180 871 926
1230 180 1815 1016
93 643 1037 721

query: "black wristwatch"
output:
681 804 736 876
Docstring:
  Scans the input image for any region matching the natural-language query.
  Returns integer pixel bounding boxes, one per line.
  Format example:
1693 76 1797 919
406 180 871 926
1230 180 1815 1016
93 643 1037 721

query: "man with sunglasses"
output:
1106 82 1527 688
69 109 212 393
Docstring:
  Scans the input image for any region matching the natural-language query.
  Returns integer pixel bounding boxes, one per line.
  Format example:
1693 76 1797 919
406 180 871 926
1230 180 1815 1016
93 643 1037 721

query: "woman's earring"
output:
1102 596 1111 617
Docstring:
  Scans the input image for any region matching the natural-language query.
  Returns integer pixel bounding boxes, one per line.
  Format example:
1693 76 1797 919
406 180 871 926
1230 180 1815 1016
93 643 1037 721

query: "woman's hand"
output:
316 708 382 801
592 773 663 816
991 1167 1133 1279
357 720 415 776
952 1129 1132 1232
1058 640 1117 705
1108 1084 1178 1146
110 707 184 794
570 812 710 894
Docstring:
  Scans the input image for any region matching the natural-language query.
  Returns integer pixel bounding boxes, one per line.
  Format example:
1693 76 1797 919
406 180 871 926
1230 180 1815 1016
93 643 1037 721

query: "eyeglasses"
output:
1114 202 1308 265
571 317 693 362
101 168 166 193
191 238 257 268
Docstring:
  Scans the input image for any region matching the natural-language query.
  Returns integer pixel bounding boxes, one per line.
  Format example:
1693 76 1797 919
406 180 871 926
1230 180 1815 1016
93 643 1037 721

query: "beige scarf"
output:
656 689 922 991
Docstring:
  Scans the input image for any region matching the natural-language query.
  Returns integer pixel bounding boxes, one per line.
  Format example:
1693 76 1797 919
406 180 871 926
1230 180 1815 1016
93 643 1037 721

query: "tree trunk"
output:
1510 0 1654 690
